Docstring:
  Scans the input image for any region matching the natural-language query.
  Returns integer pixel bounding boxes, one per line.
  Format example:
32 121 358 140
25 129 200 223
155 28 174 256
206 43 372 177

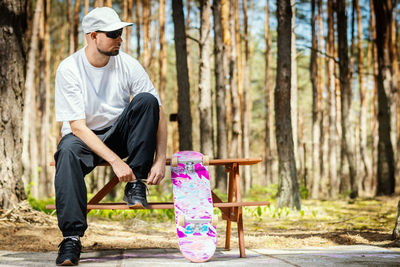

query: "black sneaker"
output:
56 238 81 266
123 180 148 208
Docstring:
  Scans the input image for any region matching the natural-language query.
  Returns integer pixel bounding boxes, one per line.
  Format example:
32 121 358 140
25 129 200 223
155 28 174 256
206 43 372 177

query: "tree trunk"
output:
172 0 193 150
94 0 104 7
123 0 133 54
397 9 400 195
213 0 228 193
391 4 400 194
221 0 231 156
0 0 28 208
242 0 251 193
185 0 191 89
364 0 379 196
73 0 80 51
85 0 89 14
38 9 45 196
370 0 379 196
229 0 241 158
373 0 395 196
198 0 213 158
142 0 150 70
67 0 74 54
234 0 243 159
364 13 373 195
264 0 275 186
123 0 127 48
39 0 52 198
326 0 339 198
22 0 42 197
393 200 400 239
186 0 199 153
185 0 193 138
290 0 298 177
317 0 328 197
275 0 301 210
26 0 33 45
136 0 141 59
337 0 358 198
355 0 372 196
310 0 321 199
51 20 65 158
335 40 342 176
158 0 166 103
30 43 39 199
348 0 357 194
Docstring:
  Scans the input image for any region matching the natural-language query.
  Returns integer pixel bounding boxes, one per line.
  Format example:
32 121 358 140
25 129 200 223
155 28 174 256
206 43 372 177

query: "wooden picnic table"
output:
47 157 270 258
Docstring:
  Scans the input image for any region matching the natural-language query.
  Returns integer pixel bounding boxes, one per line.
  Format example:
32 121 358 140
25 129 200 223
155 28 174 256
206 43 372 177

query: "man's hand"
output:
110 158 136 182
147 159 165 185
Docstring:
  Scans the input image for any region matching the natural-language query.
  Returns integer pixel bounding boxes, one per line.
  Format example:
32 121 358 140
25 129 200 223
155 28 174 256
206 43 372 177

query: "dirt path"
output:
1 199 399 252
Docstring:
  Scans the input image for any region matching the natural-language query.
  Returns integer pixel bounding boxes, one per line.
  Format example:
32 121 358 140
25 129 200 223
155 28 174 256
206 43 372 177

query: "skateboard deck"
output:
171 151 217 262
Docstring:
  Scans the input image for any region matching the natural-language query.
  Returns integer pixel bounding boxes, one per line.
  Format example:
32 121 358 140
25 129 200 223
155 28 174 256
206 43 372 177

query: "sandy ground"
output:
1 200 399 253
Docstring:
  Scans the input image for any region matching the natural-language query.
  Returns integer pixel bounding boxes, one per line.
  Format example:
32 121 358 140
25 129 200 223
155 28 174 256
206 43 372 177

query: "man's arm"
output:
69 119 136 182
146 106 167 185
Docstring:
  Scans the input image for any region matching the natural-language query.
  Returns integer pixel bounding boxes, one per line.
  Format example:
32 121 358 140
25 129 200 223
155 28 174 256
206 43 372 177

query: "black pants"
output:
54 93 159 237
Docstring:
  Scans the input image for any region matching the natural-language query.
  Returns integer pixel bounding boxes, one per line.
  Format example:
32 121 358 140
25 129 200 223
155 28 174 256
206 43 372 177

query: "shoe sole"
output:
57 259 77 266
127 202 146 209
123 196 147 209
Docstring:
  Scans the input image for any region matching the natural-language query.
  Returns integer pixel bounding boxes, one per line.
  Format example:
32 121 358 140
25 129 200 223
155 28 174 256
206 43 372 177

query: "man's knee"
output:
55 134 86 162
132 93 159 109
54 134 96 175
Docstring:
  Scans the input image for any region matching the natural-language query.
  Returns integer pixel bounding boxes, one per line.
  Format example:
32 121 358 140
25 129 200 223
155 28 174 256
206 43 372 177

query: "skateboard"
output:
171 151 218 262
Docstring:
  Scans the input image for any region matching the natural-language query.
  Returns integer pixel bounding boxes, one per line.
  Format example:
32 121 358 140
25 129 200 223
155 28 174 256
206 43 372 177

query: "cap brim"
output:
99 22 133 32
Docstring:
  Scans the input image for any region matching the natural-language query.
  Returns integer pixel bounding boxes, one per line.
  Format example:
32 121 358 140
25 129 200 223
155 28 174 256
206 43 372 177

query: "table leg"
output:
87 175 119 214
225 164 235 250
234 164 246 258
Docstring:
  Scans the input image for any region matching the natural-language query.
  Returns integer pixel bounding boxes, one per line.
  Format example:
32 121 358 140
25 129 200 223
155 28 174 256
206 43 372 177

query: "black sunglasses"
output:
96 28 123 39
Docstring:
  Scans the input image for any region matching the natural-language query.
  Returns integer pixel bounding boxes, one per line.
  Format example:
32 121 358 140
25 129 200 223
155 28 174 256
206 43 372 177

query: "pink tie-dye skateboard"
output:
171 151 218 262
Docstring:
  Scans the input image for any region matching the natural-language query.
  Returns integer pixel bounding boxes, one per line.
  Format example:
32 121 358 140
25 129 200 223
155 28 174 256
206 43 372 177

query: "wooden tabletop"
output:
50 157 262 167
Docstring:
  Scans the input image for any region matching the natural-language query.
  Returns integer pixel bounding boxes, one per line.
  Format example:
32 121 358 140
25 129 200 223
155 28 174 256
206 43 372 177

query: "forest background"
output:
0 0 399 214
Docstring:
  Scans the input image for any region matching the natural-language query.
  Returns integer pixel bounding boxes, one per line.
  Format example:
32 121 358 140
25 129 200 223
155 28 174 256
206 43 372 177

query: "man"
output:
54 7 167 266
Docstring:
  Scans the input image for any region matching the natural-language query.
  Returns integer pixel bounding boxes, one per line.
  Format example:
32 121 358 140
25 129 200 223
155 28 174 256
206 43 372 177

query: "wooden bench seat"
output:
46 157 270 258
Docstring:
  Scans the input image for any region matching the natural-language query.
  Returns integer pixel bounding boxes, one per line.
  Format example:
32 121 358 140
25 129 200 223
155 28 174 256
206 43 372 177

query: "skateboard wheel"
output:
171 157 178 167
211 215 218 226
177 214 185 226
202 156 209 166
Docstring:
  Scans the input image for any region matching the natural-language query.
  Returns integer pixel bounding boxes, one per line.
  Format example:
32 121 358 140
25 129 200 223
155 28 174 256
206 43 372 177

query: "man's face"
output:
94 29 123 56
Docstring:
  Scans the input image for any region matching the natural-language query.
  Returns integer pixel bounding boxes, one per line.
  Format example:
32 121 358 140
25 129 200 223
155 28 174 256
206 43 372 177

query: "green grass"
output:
27 184 398 234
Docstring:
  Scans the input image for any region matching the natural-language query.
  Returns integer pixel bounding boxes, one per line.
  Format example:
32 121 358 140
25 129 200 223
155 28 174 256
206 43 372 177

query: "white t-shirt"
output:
55 47 161 137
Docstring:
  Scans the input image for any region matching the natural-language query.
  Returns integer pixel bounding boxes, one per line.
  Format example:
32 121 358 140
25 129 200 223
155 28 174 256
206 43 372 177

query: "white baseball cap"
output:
82 7 133 34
